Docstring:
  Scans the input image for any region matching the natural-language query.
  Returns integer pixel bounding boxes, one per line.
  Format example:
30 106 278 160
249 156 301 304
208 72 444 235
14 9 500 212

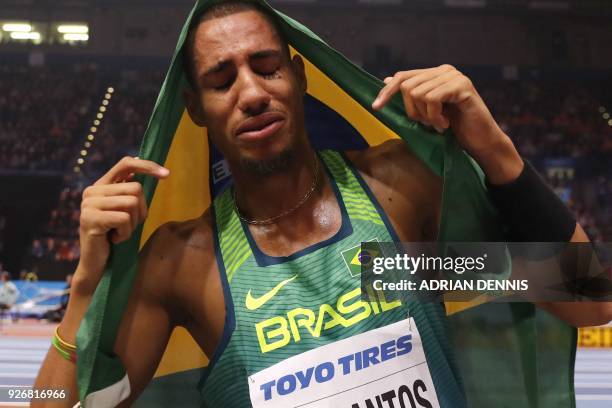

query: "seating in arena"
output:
0 62 610 284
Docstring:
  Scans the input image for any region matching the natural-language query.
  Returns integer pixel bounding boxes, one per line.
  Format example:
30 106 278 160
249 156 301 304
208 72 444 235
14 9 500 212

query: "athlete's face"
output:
185 10 307 171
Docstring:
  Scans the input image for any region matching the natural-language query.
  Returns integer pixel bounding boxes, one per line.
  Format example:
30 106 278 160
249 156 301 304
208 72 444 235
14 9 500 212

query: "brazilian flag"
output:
76 0 577 406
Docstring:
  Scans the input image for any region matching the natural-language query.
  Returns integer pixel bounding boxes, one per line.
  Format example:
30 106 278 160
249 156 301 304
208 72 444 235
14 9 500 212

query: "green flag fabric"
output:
75 0 576 407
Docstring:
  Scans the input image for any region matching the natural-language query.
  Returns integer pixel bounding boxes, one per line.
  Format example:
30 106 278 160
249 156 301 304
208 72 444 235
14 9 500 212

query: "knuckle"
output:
125 195 139 208
82 186 93 198
409 88 421 99
119 212 132 225
120 156 133 166
127 182 142 195
440 64 455 71
135 182 144 195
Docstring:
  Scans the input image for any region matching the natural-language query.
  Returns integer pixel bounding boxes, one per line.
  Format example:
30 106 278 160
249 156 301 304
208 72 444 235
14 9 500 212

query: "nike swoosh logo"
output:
245 275 298 311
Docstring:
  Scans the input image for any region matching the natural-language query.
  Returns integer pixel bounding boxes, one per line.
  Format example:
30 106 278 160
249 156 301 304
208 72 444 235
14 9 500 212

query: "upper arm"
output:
113 224 185 406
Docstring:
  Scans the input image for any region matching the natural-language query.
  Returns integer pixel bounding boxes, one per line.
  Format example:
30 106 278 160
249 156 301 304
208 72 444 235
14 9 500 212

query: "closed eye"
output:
261 69 279 79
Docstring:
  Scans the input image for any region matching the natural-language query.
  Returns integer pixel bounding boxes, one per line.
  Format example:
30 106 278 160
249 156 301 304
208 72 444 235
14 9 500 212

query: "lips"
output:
235 112 286 142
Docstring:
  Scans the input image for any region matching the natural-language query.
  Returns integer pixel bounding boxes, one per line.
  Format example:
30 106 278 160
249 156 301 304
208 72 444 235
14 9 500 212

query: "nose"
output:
236 70 271 116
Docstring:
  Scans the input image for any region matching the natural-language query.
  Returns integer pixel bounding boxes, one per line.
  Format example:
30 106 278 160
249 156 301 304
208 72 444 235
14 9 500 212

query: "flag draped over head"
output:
76 0 576 406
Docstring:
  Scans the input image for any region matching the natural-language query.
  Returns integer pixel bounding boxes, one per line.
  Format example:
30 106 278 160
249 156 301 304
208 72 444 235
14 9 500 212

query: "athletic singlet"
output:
200 150 466 407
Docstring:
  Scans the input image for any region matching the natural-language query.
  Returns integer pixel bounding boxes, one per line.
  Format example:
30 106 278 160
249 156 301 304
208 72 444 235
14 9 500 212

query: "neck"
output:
231 148 321 225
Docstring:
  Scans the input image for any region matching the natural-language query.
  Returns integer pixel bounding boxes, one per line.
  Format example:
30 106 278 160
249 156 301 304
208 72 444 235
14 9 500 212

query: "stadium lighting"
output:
87 134 94 141
107 87 115 93
93 120 100 126
604 113 610 120
2 23 32 32
73 166 80 173
77 158 84 165
90 126 97 133
57 25 88 34
85 142 91 148
96 113 103 119
80 150 87 156
599 107 607 113
99 106 106 113
63 33 89 42
9 31 40 40
608 119 612 127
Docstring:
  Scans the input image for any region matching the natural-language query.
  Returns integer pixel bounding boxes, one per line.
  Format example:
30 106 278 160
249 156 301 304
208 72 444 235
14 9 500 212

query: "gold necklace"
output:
233 157 320 226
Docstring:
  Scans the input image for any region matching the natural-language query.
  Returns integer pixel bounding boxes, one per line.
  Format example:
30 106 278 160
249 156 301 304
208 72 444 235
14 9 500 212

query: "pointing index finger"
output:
372 70 425 111
95 157 170 186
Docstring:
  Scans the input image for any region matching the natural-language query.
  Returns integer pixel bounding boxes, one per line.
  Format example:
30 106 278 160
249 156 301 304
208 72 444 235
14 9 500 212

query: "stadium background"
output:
0 0 610 406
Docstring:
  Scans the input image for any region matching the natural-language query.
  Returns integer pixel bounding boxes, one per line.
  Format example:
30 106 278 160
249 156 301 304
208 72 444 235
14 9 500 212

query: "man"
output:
0 271 19 324
34 2 612 407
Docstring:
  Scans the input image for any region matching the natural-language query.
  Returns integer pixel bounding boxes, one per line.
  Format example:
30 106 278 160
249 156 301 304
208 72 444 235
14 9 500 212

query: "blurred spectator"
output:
0 64 100 172
31 239 44 258
0 271 19 310
2 62 610 280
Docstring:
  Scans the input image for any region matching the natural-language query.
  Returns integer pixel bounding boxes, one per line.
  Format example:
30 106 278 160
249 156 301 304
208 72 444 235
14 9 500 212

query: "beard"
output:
240 147 296 177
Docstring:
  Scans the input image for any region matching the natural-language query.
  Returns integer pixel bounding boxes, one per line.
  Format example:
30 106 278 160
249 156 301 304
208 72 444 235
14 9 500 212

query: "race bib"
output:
248 318 440 408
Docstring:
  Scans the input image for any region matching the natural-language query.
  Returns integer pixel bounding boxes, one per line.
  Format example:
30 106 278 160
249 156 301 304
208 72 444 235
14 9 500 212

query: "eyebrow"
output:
202 49 282 77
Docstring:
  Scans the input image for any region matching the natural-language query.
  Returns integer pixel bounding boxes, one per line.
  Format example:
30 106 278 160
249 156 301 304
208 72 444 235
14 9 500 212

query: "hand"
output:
372 64 523 184
76 156 169 293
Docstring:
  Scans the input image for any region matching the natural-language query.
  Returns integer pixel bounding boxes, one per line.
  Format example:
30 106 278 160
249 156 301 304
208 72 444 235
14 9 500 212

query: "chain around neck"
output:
233 156 320 226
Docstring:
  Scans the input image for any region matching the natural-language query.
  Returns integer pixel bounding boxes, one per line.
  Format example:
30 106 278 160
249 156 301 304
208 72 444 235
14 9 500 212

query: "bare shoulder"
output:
343 139 442 240
136 209 217 321
345 139 442 199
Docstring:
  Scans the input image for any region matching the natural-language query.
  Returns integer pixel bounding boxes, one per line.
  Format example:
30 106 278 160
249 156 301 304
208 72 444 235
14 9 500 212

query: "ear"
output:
291 54 307 94
183 87 207 127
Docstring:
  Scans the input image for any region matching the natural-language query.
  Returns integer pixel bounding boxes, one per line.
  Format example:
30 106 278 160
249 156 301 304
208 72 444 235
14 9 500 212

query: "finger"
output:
383 77 393 84
95 157 169 186
99 210 132 244
396 68 458 121
372 69 428 110
83 182 144 199
426 100 448 133
82 195 140 230
111 223 133 244
407 70 458 128
424 76 473 107
399 81 423 122
372 66 453 110
85 210 130 236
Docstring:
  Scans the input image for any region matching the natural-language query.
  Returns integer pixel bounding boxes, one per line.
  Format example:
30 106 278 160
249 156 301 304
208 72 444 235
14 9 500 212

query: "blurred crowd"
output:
29 186 82 263
0 214 5 258
481 81 612 161
0 63 610 280
0 64 100 171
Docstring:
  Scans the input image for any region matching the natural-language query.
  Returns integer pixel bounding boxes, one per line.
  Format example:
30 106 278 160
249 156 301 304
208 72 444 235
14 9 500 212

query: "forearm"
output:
32 265 95 407
539 224 612 327
470 129 524 186
474 138 612 326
